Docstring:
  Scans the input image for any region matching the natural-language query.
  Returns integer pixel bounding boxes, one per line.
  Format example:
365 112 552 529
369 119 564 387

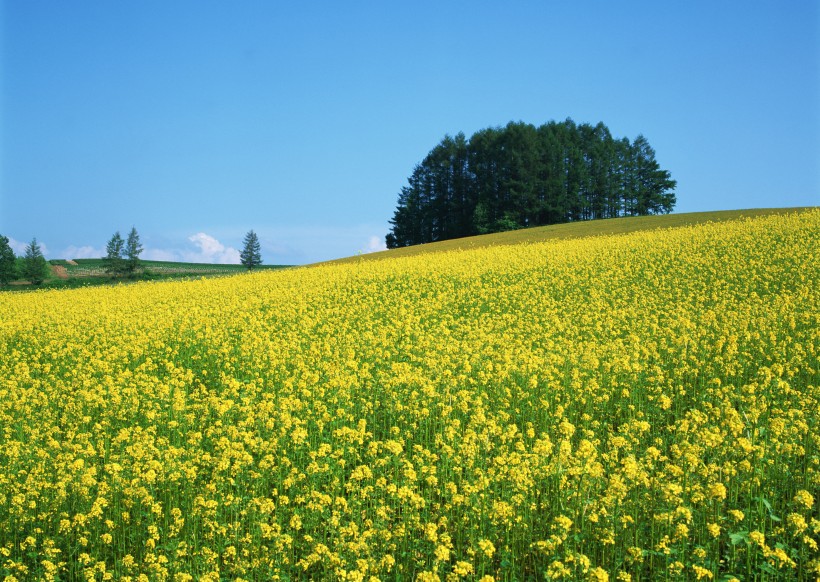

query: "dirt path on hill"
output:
51 265 69 279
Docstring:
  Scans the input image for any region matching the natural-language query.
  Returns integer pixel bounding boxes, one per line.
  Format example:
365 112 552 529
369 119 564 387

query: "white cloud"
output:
183 232 241 264
8 237 49 257
61 245 104 260
8 238 26 255
363 235 387 254
140 232 241 264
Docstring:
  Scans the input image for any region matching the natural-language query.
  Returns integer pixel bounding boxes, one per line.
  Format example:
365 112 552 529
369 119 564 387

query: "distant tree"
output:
630 135 677 215
240 230 262 270
386 119 677 247
0 235 17 285
103 231 125 276
22 237 48 285
125 226 143 277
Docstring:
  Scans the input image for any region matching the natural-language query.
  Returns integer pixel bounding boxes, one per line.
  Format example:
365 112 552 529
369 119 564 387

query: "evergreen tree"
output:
22 237 48 285
498 121 540 228
468 127 503 235
0 235 17 285
615 137 635 217
125 227 143 277
103 232 125 277
386 120 677 247
536 122 568 225
240 230 262 270
631 135 677 215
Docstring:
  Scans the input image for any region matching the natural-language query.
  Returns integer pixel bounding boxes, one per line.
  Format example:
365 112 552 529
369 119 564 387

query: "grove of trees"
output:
387 119 677 248
103 227 143 277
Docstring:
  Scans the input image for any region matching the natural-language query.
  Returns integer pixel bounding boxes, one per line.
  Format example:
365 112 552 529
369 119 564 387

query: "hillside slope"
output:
323 207 816 265
0 210 817 579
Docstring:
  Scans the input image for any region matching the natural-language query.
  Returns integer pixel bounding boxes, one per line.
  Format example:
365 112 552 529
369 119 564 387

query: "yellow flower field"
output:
1 211 818 581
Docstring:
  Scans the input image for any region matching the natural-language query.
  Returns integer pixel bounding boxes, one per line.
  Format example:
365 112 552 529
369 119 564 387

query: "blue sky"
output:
1 1 818 264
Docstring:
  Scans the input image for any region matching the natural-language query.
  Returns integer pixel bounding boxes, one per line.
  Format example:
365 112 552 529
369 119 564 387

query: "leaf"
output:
755 496 781 520
729 531 749 545
759 562 778 575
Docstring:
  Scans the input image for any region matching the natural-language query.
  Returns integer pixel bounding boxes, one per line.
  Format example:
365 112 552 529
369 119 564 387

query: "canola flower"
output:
0 211 818 581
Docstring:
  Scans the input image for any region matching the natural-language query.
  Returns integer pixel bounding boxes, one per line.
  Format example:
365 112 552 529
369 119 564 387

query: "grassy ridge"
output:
323 207 817 266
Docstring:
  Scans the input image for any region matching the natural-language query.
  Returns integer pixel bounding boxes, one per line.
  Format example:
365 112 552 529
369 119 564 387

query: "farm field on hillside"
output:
0 211 818 580
62 259 287 275
324 207 817 266
5 259 289 291
59 259 287 279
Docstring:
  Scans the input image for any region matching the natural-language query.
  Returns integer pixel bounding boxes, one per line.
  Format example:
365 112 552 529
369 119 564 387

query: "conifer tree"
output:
22 237 48 285
240 230 262 270
0 235 17 285
386 119 677 248
103 232 125 277
125 227 143 277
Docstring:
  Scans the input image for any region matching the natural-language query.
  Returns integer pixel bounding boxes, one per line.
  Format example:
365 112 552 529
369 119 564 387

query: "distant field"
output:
4 258 290 291
323 207 817 265
61 259 287 277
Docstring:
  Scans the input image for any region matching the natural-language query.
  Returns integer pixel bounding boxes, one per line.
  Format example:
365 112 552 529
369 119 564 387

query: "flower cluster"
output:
0 211 817 580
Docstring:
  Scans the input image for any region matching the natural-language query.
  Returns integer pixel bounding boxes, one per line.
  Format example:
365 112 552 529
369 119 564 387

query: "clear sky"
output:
1 1 818 265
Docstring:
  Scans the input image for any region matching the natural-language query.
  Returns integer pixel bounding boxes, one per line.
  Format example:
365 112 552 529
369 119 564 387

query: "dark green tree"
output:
386 119 677 248
240 230 262 270
468 127 503 234
103 232 125 277
125 227 143 277
497 121 540 228
631 135 677 215
0 235 17 285
22 237 48 285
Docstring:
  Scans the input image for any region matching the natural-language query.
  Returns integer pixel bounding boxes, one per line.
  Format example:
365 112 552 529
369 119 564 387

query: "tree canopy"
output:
0 235 16 286
103 232 125 276
240 230 262 270
125 227 144 277
22 237 48 285
386 119 677 248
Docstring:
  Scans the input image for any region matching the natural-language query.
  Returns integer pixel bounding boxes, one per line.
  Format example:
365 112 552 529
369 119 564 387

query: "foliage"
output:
68 258 285 274
240 229 263 270
21 237 48 284
103 231 125 277
0 235 16 285
0 259 289 291
125 226 144 277
387 119 677 248
0 211 818 580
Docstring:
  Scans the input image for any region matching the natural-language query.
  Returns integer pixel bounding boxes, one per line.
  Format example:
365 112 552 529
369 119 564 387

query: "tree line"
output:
0 228 264 287
386 119 677 248
0 228 146 286
102 228 263 273
0 236 49 285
